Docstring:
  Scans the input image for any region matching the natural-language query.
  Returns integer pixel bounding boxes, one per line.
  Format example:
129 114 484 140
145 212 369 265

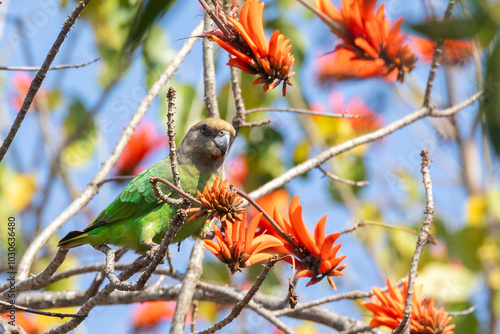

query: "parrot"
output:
58 118 236 253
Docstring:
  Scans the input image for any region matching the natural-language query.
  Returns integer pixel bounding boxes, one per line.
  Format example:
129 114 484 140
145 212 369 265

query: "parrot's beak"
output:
213 131 231 156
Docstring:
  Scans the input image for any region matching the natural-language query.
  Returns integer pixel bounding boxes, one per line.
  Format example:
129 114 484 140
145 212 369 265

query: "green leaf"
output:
122 0 177 63
482 41 500 157
412 18 481 40
201 260 231 285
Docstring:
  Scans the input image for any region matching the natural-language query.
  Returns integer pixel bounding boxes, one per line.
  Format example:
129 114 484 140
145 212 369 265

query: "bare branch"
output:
318 165 369 187
0 300 85 319
422 0 457 107
150 176 202 206
0 57 100 71
0 248 68 300
234 188 298 249
392 149 434 334
246 107 360 119
448 305 477 316
170 238 206 333
16 20 205 282
194 256 282 334
0 0 91 163
167 87 182 187
203 8 220 118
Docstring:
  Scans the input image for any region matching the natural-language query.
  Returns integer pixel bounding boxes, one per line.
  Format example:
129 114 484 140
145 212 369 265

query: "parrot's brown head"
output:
177 118 236 174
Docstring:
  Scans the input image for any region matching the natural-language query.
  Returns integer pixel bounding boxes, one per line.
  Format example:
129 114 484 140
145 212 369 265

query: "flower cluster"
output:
259 195 347 289
314 0 417 82
205 0 295 95
187 177 245 228
204 213 283 274
361 278 456 334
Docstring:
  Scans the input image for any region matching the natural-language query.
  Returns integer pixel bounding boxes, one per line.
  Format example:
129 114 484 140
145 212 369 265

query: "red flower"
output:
411 36 474 66
361 278 455 334
260 195 347 289
115 122 167 176
314 0 417 82
132 301 175 331
12 73 48 111
206 0 295 95
204 213 283 274
316 49 399 82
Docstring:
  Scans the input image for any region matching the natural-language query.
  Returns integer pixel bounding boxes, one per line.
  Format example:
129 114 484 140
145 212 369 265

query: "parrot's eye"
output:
200 125 207 134
218 130 225 136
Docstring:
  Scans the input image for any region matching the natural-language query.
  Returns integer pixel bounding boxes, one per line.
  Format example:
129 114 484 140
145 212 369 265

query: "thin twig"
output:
422 0 457 107
0 57 100 71
194 256 280 334
198 0 232 37
0 300 85 319
96 176 135 186
16 20 205 282
448 305 477 316
150 176 202 206
202 7 220 118
0 0 91 162
246 107 360 119
318 165 369 187
273 278 406 317
234 188 298 249
167 87 181 187
230 64 247 133
393 150 434 334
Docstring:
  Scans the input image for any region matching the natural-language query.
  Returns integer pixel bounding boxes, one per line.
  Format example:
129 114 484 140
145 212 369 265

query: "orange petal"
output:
245 213 262 253
291 205 321 256
295 269 314 278
314 215 327 250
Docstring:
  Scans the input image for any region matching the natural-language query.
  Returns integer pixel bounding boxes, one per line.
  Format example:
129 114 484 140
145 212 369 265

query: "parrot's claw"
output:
145 242 160 261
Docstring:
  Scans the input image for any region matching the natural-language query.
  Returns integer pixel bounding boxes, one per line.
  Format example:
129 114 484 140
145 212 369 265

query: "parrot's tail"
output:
58 230 89 248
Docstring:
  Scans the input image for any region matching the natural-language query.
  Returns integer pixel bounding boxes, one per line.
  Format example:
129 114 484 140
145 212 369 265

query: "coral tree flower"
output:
204 213 283 274
361 278 455 334
411 36 474 66
132 301 175 331
115 122 167 176
314 0 417 82
260 195 347 289
187 177 245 228
206 0 295 96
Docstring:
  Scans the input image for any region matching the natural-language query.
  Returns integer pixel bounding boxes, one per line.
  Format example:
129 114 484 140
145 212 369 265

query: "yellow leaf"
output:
466 193 486 226
3 173 36 211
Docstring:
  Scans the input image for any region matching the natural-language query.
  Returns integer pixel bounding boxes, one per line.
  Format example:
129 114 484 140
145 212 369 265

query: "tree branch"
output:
247 91 481 201
0 0 91 162
392 149 434 334
0 57 100 71
246 107 360 119
170 238 206 333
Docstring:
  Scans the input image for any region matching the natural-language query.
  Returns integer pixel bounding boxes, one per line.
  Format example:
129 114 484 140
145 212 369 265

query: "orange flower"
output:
187 177 245 228
361 278 455 334
411 36 474 66
206 0 295 96
115 122 168 176
12 73 48 111
132 301 176 331
317 49 399 82
204 213 283 274
314 0 417 81
344 97 382 132
260 195 347 289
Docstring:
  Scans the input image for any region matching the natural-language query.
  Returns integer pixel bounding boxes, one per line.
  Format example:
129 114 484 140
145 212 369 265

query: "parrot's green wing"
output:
84 158 172 232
